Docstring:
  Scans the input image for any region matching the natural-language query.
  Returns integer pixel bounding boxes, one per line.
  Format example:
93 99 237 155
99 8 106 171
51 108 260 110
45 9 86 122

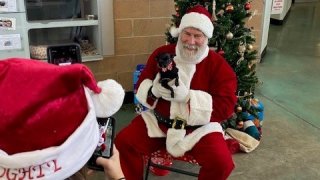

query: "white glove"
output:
160 79 189 103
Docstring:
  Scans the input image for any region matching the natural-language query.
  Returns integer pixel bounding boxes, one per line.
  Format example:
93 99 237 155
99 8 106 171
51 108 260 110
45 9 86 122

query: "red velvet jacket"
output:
137 44 237 123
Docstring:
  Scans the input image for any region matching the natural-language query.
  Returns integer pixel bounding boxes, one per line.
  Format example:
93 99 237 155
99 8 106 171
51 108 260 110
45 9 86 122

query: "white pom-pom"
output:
170 25 179 37
91 79 125 117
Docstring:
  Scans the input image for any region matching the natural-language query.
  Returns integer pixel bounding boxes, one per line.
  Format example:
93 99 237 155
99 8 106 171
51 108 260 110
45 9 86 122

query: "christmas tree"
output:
166 0 262 135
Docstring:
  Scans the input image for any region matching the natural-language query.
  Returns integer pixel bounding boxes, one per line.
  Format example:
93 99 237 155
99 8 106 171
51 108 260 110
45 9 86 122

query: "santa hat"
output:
0 58 125 179
170 5 214 38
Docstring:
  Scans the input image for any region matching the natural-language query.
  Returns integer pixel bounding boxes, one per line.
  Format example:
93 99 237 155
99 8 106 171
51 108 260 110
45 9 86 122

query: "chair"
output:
144 149 199 180
143 138 241 179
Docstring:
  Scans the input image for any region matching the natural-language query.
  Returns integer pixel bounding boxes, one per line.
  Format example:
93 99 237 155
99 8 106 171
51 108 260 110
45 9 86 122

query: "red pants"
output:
115 116 234 180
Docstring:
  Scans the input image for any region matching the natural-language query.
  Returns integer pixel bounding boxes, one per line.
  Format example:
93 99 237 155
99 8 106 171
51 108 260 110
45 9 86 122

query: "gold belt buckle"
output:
172 116 187 129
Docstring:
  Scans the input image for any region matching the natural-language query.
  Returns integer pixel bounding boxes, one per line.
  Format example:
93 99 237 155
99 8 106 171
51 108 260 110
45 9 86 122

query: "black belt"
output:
154 110 201 130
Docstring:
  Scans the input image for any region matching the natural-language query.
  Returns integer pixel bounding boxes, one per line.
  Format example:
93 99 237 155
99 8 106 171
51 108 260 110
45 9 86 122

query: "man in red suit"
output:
115 5 237 180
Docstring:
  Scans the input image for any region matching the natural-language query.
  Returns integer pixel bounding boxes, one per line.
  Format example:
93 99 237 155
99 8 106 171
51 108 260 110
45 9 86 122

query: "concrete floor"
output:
91 1 320 179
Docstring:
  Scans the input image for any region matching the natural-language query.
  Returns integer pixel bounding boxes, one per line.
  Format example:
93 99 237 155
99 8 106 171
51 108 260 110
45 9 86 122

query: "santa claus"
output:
115 5 238 180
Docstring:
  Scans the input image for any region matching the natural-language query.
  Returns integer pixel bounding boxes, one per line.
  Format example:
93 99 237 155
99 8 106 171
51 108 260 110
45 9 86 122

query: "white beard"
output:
176 36 209 64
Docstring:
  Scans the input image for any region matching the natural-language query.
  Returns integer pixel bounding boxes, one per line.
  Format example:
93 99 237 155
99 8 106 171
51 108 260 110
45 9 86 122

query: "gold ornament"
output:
225 4 234 13
247 44 253 50
226 32 234 40
236 106 242 112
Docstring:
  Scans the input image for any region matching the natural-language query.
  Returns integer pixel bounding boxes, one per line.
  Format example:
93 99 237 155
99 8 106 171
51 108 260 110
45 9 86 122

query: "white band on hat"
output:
178 12 214 38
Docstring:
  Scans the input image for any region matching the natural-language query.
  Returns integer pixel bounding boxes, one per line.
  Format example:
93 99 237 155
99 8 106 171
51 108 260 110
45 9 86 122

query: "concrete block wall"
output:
84 0 264 92
245 0 264 55
85 0 175 91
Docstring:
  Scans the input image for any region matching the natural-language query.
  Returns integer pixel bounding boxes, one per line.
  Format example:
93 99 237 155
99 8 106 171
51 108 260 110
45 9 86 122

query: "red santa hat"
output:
0 58 125 179
170 5 214 38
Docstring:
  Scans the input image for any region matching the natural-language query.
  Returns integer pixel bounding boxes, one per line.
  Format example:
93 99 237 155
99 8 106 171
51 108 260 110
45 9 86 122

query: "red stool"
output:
144 138 240 179
144 149 199 179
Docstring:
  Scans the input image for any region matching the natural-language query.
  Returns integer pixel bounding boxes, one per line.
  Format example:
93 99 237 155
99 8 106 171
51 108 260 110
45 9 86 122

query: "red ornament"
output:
245 2 251 10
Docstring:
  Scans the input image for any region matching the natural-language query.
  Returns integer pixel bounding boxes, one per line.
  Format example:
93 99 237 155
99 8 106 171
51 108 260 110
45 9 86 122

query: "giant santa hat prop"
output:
0 58 125 179
170 5 214 38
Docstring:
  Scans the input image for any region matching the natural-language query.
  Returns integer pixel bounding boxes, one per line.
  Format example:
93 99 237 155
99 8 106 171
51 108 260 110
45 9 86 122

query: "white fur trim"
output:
92 79 125 117
168 61 195 121
136 79 158 109
169 52 211 126
174 62 195 89
170 26 179 37
225 128 260 153
178 12 214 38
166 122 223 157
188 90 212 126
166 129 186 157
169 101 189 122
141 111 166 137
0 89 99 179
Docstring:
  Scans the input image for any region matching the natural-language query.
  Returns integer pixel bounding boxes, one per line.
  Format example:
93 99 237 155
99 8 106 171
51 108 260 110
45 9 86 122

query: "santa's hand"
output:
161 79 189 103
